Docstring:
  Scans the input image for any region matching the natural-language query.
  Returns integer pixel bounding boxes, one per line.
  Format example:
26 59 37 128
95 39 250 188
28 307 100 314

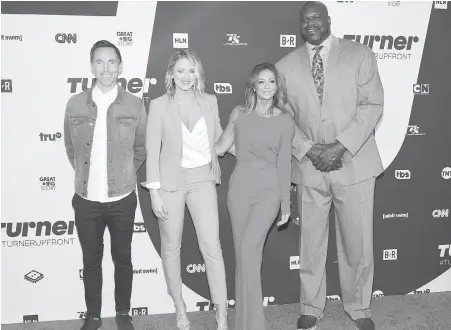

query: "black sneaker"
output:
80 315 102 330
355 318 375 330
115 314 134 330
297 314 322 330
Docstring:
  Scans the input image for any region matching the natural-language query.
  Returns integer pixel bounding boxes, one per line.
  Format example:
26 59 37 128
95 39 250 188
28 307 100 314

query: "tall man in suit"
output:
276 2 384 330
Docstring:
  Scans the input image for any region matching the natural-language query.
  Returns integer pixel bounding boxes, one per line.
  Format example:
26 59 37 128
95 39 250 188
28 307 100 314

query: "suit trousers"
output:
297 173 375 320
158 164 227 306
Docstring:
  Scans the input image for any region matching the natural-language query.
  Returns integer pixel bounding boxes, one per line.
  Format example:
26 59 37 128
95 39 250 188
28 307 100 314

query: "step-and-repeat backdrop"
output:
1 0 450 325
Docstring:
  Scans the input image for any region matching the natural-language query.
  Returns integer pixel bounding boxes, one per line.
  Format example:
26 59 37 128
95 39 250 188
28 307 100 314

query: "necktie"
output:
311 46 324 104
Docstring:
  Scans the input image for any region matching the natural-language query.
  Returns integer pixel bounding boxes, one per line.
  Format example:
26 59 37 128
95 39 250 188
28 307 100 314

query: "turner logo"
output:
263 296 276 306
173 33 188 48
433 209 449 218
1 79 12 92
214 83 232 94
326 295 341 301
131 307 148 316
133 223 146 233
24 270 44 283
434 1 448 9
280 35 296 47
1 220 76 248
186 263 206 273
383 249 397 260
372 290 385 298
40 177 56 191
343 34 419 60
290 256 300 269
196 299 236 311
67 77 157 95
23 315 39 323
395 170 410 179
406 125 425 136
39 132 62 142
442 167 451 179
55 33 77 44
413 84 429 95
438 244 451 257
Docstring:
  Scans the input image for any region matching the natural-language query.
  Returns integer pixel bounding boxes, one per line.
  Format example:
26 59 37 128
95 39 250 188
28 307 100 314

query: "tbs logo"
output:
383 249 397 260
131 307 148 316
395 170 410 179
413 84 429 95
133 223 146 233
214 83 232 94
24 270 44 283
23 314 39 323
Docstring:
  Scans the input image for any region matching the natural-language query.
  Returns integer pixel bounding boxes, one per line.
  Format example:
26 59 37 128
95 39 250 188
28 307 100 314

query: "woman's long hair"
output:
164 49 206 99
241 63 293 117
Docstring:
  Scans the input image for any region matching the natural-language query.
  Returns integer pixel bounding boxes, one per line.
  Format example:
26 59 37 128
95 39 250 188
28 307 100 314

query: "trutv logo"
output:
39 132 62 142
68 77 156 94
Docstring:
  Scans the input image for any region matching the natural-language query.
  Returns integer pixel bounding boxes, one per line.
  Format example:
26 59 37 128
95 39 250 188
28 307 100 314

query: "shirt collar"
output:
306 34 334 54
92 83 118 100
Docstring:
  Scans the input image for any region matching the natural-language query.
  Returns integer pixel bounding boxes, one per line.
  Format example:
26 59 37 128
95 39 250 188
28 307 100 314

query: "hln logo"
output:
280 35 296 48
131 307 148 316
395 170 410 179
383 249 397 260
433 209 449 218
173 33 188 48
413 84 429 95
186 263 206 273
289 256 300 269
1 79 12 92
214 83 232 94
55 33 77 44
23 315 39 323
434 1 448 9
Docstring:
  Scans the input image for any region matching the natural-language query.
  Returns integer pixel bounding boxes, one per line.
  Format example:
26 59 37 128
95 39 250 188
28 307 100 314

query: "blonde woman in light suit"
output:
142 49 228 330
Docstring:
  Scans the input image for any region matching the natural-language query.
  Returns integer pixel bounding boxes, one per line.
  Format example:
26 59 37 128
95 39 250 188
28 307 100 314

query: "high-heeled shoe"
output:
176 305 190 330
215 309 228 330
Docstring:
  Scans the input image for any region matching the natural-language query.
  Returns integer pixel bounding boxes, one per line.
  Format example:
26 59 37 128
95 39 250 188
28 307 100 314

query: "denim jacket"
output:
64 86 147 198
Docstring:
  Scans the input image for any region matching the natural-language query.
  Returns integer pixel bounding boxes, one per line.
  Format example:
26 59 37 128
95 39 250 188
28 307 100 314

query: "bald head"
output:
300 1 331 46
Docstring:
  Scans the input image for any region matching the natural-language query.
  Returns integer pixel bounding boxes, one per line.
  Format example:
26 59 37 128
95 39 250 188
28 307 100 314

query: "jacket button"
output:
83 181 87 184
87 142 90 146
85 161 88 164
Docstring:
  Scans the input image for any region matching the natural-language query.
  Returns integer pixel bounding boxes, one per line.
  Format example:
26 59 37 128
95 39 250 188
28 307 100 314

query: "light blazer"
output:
145 93 223 192
276 36 384 187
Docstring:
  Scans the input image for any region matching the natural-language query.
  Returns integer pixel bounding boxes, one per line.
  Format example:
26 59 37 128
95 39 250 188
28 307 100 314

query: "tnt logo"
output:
24 270 44 283
442 167 451 179
117 31 133 46
433 209 449 218
196 300 236 311
133 223 146 233
55 33 77 44
39 132 62 142
438 244 451 257
79 269 83 280
326 295 341 301
263 296 275 306
383 249 397 260
224 34 247 46
40 177 56 191
131 307 148 316
290 256 300 269
372 290 385 298
23 315 39 323
214 83 232 94
186 264 206 273
173 33 188 48
413 84 429 95
434 1 448 9
395 170 410 179
1 79 12 92
280 35 296 47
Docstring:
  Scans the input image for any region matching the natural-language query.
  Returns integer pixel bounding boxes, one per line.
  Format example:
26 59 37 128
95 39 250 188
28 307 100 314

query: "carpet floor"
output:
2 292 451 330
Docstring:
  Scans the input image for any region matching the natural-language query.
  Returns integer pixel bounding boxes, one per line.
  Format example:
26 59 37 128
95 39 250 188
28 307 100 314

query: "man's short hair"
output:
90 40 122 63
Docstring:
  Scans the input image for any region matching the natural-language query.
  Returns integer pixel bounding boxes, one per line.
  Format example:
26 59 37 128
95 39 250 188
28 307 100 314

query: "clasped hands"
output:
306 141 347 172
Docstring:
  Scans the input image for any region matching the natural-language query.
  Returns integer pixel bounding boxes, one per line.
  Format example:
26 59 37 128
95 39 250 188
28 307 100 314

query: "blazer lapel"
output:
197 96 215 148
298 45 320 106
322 36 341 107
167 97 183 156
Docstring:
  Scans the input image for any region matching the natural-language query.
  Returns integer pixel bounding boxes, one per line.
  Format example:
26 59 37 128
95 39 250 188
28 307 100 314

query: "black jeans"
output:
73 191 137 318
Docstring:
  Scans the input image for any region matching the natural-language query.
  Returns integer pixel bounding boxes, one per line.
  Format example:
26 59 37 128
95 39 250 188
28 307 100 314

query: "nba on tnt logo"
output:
55 33 77 44
395 170 410 179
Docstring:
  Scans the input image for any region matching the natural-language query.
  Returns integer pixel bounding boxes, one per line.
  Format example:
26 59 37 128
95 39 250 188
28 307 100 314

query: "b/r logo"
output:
1 79 12 93
280 35 296 48
131 307 148 316
39 132 62 142
214 83 232 94
383 249 397 260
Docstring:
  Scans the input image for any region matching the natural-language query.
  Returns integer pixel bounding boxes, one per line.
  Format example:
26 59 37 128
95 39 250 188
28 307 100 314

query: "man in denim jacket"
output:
64 40 147 330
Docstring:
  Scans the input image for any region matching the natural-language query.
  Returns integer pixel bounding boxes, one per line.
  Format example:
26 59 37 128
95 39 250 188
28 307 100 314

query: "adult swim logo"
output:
289 256 300 269
382 212 408 219
24 270 44 283
39 132 61 142
343 34 419 60
40 177 56 191
1 220 76 248
224 34 247 46
67 77 157 96
1 34 22 41
134 268 158 275
117 32 133 46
